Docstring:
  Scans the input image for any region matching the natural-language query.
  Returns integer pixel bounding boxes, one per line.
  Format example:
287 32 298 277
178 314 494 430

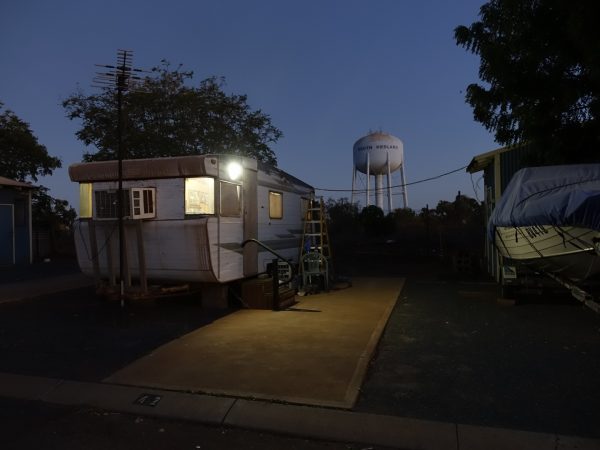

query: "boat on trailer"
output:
489 164 600 311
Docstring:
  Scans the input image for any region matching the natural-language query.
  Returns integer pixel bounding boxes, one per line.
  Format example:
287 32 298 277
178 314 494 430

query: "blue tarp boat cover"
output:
488 164 600 239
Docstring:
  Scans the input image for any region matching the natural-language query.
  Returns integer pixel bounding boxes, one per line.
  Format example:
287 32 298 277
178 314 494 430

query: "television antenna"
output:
93 49 149 307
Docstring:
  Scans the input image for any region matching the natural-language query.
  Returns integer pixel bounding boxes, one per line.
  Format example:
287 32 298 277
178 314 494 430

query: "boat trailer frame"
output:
542 271 600 314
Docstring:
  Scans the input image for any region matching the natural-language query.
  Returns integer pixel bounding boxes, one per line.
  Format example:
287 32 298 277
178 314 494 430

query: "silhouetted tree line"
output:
325 193 485 273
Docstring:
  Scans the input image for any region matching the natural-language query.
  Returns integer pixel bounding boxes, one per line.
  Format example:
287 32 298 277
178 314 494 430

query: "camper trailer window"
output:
220 181 241 217
79 183 92 219
131 187 156 219
269 191 283 219
185 177 215 215
95 190 131 219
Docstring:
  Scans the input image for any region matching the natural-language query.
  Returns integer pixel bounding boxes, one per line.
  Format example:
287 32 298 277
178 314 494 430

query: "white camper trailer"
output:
69 154 314 294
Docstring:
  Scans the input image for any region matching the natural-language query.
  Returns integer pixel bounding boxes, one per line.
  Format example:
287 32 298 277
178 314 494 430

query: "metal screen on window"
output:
95 190 131 219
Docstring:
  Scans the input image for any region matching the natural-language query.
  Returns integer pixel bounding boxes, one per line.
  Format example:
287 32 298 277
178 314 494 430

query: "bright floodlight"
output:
227 161 242 180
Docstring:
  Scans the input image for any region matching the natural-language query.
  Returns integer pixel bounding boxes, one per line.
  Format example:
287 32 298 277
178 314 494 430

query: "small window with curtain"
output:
220 181 241 217
185 177 215 215
269 191 283 219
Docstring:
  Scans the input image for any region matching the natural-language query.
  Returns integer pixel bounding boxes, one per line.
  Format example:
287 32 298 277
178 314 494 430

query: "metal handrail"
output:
241 239 294 283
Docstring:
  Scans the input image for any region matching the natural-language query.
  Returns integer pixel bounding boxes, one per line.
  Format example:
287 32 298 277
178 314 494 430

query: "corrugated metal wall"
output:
500 145 530 192
482 145 531 279
483 166 496 277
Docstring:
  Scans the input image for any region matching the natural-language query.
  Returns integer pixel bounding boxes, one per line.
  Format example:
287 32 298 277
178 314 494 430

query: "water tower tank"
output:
351 132 408 212
353 132 404 174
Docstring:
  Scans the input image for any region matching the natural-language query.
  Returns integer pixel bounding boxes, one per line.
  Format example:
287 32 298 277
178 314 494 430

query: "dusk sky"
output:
1 0 497 213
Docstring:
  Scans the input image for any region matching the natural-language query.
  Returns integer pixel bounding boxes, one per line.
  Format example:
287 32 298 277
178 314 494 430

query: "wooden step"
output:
277 286 297 310
241 277 298 310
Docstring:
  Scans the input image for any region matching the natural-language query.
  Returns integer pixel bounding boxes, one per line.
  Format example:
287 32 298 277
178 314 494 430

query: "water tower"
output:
352 132 407 212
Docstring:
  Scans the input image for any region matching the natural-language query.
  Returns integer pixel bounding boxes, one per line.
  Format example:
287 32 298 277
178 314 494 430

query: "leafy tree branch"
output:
63 61 282 165
455 0 600 164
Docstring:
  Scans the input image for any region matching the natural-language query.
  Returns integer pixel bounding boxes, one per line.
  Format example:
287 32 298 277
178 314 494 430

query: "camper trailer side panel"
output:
74 178 218 283
207 216 244 282
71 155 314 287
255 170 311 273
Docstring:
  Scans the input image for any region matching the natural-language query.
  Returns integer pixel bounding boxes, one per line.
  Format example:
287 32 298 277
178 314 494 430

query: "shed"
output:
466 145 530 280
0 176 35 266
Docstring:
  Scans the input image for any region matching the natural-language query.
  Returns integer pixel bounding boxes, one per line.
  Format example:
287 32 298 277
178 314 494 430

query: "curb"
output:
0 372 598 450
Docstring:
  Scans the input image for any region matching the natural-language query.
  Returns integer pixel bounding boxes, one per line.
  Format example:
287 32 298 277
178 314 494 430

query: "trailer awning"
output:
69 155 228 182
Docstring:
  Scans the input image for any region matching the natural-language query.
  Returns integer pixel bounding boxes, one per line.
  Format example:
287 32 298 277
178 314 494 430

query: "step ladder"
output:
299 197 333 292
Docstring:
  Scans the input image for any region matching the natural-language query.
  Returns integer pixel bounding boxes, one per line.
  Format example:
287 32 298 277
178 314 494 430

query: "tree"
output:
0 102 75 241
32 186 77 229
455 0 600 164
63 61 282 165
325 197 359 236
0 102 61 182
389 207 417 225
431 194 483 228
359 205 388 237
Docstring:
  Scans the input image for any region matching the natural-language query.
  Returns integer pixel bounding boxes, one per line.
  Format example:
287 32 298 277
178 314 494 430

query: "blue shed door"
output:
0 204 14 265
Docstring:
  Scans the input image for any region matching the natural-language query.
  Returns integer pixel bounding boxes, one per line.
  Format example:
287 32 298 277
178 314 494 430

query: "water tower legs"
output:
387 156 393 213
351 167 356 206
352 146 407 212
366 153 370 208
400 164 408 208
375 174 384 210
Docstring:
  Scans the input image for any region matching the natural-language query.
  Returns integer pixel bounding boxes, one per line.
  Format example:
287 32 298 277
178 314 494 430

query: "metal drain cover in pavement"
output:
134 393 162 407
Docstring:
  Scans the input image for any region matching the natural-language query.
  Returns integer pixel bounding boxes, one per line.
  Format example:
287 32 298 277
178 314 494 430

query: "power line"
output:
314 165 468 194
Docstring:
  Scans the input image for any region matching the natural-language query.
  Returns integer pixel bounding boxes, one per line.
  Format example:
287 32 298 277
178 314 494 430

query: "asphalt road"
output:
356 278 600 438
1 259 600 445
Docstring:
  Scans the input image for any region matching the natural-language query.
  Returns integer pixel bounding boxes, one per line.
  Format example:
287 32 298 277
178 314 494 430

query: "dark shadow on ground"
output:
0 286 233 381
0 258 81 284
